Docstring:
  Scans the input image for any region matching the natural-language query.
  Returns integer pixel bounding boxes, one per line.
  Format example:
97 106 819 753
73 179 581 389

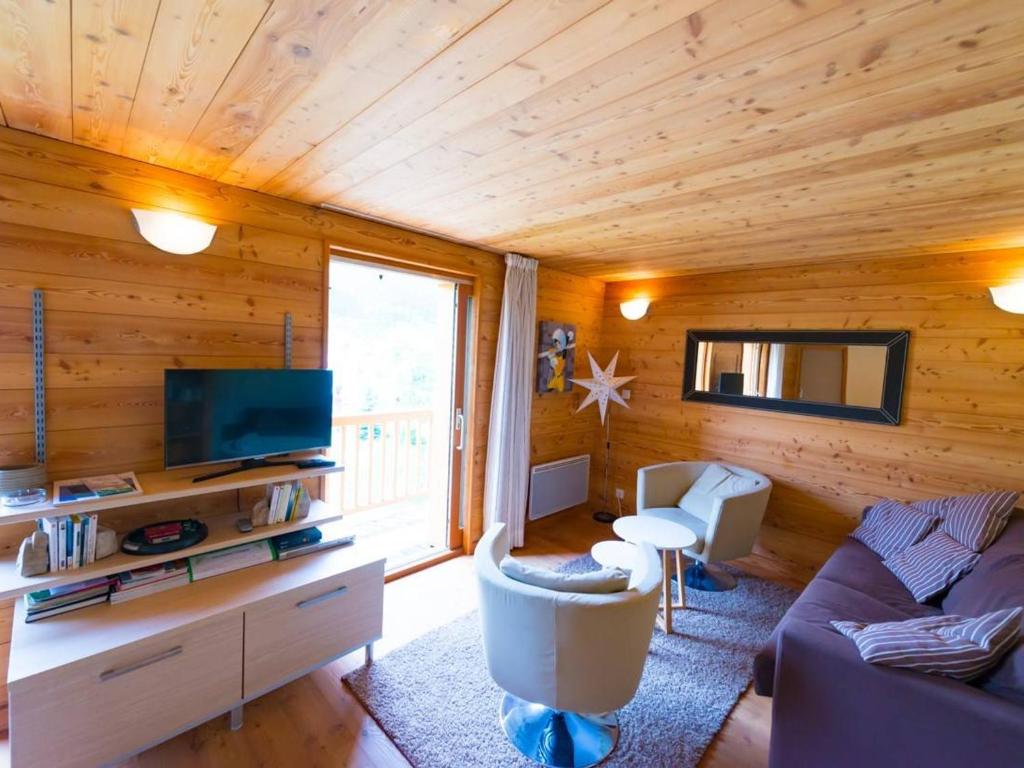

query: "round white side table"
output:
591 540 638 571
612 515 697 634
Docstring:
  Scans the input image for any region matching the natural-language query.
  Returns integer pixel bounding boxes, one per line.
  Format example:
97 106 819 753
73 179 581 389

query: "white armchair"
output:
475 523 661 768
636 461 771 591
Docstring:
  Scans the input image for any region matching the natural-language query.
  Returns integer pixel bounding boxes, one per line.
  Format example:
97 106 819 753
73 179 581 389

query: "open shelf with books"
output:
0 453 343 525
0 500 342 600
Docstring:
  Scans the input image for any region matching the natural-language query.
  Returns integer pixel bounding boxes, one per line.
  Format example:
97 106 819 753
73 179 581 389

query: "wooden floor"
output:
111 508 783 767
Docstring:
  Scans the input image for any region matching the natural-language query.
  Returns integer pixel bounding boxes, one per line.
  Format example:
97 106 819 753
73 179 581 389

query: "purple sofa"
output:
754 509 1024 768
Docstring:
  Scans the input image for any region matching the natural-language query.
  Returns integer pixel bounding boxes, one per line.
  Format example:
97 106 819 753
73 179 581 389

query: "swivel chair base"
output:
499 693 619 768
684 560 737 591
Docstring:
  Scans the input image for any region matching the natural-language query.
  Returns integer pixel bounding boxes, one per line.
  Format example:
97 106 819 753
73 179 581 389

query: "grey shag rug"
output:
344 557 796 767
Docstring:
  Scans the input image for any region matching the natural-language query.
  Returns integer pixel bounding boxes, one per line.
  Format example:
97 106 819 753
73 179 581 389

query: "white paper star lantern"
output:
570 351 636 424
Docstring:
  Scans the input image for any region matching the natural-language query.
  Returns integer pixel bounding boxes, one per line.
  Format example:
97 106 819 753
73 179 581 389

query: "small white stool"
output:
591 540 638 571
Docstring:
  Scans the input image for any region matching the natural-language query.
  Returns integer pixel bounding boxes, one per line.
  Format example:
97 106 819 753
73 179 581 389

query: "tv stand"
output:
191 456 335 483
2 459 382 768
191 457 296 484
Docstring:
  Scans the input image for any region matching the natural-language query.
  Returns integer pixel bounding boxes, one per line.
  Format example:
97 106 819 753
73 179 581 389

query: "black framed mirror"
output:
682 330 910 424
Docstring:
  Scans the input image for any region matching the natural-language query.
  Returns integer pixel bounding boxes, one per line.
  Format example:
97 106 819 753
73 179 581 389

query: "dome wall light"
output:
131 208 217 255
619 297 651 320
989 283 1024 314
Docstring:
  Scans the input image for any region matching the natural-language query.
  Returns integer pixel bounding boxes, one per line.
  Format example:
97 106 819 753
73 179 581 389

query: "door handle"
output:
454 408 465 451
296 585 348 609
100 646 183 682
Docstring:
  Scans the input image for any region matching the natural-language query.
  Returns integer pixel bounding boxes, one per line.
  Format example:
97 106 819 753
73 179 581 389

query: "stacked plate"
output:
0 464 47 506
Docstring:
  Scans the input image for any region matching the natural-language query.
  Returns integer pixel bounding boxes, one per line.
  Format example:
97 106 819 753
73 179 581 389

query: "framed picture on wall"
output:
536 321 576 393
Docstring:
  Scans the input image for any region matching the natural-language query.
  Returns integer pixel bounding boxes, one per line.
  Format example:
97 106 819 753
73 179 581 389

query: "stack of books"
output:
111 560 189 604
265 481 309 524
24 576 113 622
271 527 354 561
37 513 99 571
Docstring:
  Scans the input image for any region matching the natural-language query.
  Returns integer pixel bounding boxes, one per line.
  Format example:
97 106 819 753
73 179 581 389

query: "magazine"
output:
53 473 143 505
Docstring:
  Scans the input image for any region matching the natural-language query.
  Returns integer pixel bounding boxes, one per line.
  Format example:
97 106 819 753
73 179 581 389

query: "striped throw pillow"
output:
849 498 937 559
832 607 1023 681
912 490 1020 551
885 531 981 602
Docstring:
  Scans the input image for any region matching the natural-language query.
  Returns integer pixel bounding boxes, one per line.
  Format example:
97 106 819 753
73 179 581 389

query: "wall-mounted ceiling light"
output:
989 283 1024 314
619 297 650 320
131 208 217 255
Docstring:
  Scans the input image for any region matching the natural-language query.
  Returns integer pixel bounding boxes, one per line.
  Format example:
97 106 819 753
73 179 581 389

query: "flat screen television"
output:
164 369 333 470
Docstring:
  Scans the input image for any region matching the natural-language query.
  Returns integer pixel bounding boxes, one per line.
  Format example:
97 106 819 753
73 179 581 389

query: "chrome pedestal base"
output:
684 561 738 591
499 693 619 768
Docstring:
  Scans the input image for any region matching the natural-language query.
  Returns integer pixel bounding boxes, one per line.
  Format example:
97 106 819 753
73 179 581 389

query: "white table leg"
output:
674 549 686 610
365 641 375 665
660 549 673 634
230 705 244 731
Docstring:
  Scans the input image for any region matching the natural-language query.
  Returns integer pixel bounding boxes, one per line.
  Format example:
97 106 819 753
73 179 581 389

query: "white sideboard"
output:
0 459 385 768
8 542 384 768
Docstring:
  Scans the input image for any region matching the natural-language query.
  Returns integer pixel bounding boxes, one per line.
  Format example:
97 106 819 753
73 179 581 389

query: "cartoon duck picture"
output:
538 326 576 392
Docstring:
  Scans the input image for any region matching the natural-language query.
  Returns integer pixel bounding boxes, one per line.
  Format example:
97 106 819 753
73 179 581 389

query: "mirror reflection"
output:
693 341 888 408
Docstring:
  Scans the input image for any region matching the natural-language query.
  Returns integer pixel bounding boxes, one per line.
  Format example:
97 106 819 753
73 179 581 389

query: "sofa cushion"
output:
816 537 938 617
885 531 981 603
676 464 734 520
832 608 1023 681
913 490 1020 551
499 556 629 594
850 498 937 560
639 507 706 554
752 539 942 696
943 512 1024 703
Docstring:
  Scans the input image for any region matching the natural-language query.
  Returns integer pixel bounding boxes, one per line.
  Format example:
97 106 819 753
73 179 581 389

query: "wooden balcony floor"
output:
345 496 450 573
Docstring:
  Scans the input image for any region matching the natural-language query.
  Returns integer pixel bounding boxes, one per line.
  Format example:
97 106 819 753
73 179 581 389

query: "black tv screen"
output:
164 369 333 469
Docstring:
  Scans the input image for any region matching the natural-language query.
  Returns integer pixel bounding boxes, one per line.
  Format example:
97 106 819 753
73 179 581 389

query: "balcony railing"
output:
329 410 434 511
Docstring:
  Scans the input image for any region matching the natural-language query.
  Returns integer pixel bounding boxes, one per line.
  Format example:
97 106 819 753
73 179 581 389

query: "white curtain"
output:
483 252 538 548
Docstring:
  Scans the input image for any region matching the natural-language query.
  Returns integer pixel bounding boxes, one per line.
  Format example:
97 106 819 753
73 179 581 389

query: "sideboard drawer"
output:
9 612 243 768
243 559 384 698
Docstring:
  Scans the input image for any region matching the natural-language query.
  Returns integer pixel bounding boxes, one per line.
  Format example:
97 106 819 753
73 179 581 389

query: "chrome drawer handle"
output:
296 585 348 609
99 646 183 682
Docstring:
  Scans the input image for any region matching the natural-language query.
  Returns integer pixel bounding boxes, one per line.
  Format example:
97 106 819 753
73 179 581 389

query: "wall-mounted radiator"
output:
528 454 590 521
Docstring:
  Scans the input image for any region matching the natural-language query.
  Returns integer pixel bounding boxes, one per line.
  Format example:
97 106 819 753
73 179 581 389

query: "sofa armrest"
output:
771 619 1024 768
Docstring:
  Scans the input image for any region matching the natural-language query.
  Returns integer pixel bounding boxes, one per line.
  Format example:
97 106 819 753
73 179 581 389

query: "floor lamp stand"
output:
593 415 616 524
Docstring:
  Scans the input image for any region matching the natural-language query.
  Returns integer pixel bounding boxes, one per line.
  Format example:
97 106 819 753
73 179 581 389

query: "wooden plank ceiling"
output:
0 0 1022 280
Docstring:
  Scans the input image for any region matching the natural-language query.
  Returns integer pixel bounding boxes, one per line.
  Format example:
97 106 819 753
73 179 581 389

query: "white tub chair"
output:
636 461 771 591
475 523 661 768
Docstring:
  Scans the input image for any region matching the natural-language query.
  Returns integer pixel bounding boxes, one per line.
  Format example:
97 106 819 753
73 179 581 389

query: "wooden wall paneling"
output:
0 126 503 563
0 127 495 276
263 0 612 199
70 0 160 152
0 0 72 141
122 0 273 167
529 267 607 519
221 0 508 190
600 250 1024 581
290 0 714 204
0 3 1020 277
173 0 391 179
338 0 825 219
335 0 1023 256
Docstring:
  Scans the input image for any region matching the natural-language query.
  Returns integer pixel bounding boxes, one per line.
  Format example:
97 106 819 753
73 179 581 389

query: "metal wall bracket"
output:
32 289 46 465
284 312 293 369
